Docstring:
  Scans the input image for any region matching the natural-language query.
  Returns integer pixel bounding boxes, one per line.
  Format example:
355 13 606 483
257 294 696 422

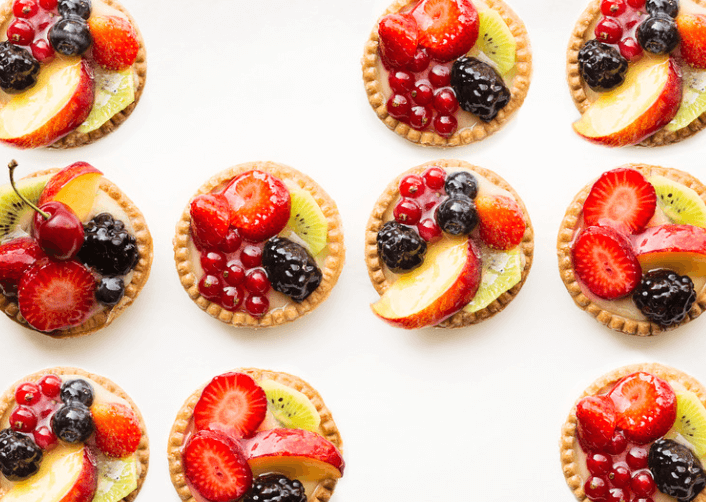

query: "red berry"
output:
199 274 222 301
475 195 526 250
422 167 446 190
222 260 245 286
417 218 442 242
406 46 430 72
429 64 451 87
399 174 425 198
378 13 419 69
626 446 648 470
30 38 54 63
92 402 142 457
409 105 432 130
394 199 422 225
88 15 140 71
389 71 414 93
7 18 35 45
16 382 40 405
605 430 628 455
201 250 226 274
410 80 434 105
387 93 411 120
630 471 655 497
595 17 623 44
33 426 57 450
190 193 232 249
245 295 269 317
576 395 617 451
585 476 609 501
433 88 458 114
619 38 643 62
631 498 653 502
10 406 37 432
244 269 270 295
411 0 479 62
221 286 244 311
38 374 61 398
240 245 262 269
627 0 644 7
610 462 631 488
601 0 627 17
219 227 243 254
0 237 45 297
38 0 57 9
588 453 612 476
13 0 39 18
433 114 458 137
607 488 629 502
32 201 84 261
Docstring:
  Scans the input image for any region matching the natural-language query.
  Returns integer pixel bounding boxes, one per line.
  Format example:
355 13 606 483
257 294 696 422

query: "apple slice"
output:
0 57 94 149
633 224 706 275
573 56 681 147
38 162 103 221
371 236 482 329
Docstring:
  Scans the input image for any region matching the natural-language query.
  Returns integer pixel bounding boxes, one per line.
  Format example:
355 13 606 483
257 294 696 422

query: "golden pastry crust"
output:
557 164 706 336
0 367 149 502
365 159 534 328
173 161 345 328
0 168 154 338
560 363 706 502
168 368 343 502
362 0 532 147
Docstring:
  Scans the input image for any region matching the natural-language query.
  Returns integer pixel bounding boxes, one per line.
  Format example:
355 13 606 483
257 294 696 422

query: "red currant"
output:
587 453 612 476
406 47 430 72
433 88 458 114
417 218 442 242
627 0 644 7
609 462 631 488
433 114 458 137
422 167 446 190
245 294 269 317
410 80 433 105
244 269 270 294
394 199 422 225
387 94 411 120
399 174 425 198
13 0 39 18
33 426 57 451
605 430 627 455
630 471 655 497
38 0 57 8
619 38 643 62
7 19 35 46
30 38 54 63
222 260 245 286
626 446 648 470
585 476 609 501
38 374 61 398
601 0 626 16
409 105 432 130
429 65 451 88
199 274 222 301
595 17 623 44
10 406 37 432
15 382 40 406
389 71 414 93
240 245 262 269
607 488 629 502
219 227 242 253
201 250 226 274
220 286 244 311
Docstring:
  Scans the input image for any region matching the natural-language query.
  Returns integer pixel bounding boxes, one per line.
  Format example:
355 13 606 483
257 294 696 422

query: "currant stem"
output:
8 160 49 220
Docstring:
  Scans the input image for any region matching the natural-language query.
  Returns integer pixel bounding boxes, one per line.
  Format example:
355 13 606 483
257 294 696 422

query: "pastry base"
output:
173 161 345 328
167 368 343 502
557 164 706 335
365 159 534 328
362 0 532 147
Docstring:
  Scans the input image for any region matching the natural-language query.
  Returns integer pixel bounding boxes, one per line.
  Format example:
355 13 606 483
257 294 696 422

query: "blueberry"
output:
48 17 91 56
444 171 478 199
58 0 91 20
435 196 479 236
60 379 94 407
52 404 94 443
646 0 679 18
637 14 680 55
95 277 125 306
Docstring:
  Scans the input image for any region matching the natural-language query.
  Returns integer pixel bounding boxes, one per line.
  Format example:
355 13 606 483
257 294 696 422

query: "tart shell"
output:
365 159 534 328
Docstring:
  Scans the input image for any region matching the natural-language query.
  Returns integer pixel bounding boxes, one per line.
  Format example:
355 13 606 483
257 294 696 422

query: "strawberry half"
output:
88 15 139 71
576 395 617 451
193 372 267 439
184 429 252 502
475 195 526 250
582 168 656 235
378 13 419 69
608 372 677 444
677 14 706 69
0 237 45 296
92 402 142 458
190 193 232 249
572 225 642 300
411 0 479 62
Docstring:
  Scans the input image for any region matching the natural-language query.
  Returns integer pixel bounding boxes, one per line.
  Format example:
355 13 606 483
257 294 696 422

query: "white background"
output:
2 0 706 500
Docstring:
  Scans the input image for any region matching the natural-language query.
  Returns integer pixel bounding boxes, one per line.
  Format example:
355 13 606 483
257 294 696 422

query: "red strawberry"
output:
475 195 526 250
677 14 706 69
608 372 677 444
193 372 267 439
572 225 642 300
17 258 95 332
411 0 479 62
88 15 139 71
190 193 232 249
576 395 617 451
92 402 142 457
0 237 45 296
184 429 252 502
222 171 291 242
378 13 419 70
583 168 656 235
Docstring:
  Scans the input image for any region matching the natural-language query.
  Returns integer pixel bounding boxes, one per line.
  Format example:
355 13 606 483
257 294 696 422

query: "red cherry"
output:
399 174 425 198
607 488 629 502
429 64 451 87
201 250 226 274
13 0 39 18
220 286 244 311
389 71 414 93
433 114 458 137
244 269 270 294
409 105 432 130
417 218 442 242
240 245 262 268
387 94 411 120
410 80 433 105
245 294 269 317
15 382 40 405
30 38 54 63
630 471 655 497
406 47 430 72
38 374 61 398
587 453 612 476
222 260 245 286
605 430 628 455
38 0 57 9
7 18 35 45
601 0 626 16
422 167 446 190
595 17 623 44
219 227 242 254
585 476 609 501
433 88 458 114
394 199 422 225
626 446 648 470
33 426 57 451
609 462 631 488
32 201 84 260
619 38 643 62
198 274 222 301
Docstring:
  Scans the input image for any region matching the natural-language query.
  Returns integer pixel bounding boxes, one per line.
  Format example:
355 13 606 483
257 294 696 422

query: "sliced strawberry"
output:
583 168 656 235
608 372 677 444
17 258 95 332
193 372 267 439
92 402 142 457
0 237 45 296
88 15 139 71
184 429 252 502
378 13 419 70
190 193 232 249
411 0 479 62
576 395 617 451
475 195 526 250
677 14 706 69
572 225 642 300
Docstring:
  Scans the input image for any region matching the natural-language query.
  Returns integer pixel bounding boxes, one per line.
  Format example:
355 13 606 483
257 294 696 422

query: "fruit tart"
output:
174 161 345 328
567 0 706 147
366 159 533 329
168 369 344 502
0 367 149 502
362 0 532 146
558 164 706 335
0 0 146 149
0 160 153 337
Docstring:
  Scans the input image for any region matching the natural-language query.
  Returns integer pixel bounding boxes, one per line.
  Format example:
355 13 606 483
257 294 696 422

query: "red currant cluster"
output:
393 166 447 242
9 375 62 451
595 0 649 61
7 0 59 63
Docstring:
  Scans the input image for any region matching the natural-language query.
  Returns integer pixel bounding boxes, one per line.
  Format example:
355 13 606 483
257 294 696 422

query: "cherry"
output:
417 218 442 242
605 430 628 455
406 47 430 72
619 38 643 62
585 476 609 501
219 227 242 253
15 382 40 405
198 274 222 301
13 0 39 18
244 269 270 294
30 38 54 63
433 114 458 137
240 245 262 269
409 105 432 130
626 446 648 470
10 406 37 432
601 0 627 16
609 462 631 488
389 71 414 93
587 453 612 476
33 426 57 450
386 94 411 120
38 0 57 8
7 18 35 46
394 199 422 225
220 286 244 311
422 167 446 190
595 17 623 44
607 487 629 502
201 250 226 274
399 174 424 198
38 374 61 398
433 88 458 114
245 294 269 317
429 65 451 87
630 471 655 497
222 260 245 286
410 81 433 105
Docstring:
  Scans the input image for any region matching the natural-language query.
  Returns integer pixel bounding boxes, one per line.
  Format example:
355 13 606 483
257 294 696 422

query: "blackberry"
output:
646 0 679 18
0 428 42 481
0 42 39 94
58 0 91 19
262 237 322 303
376 221 427 273
52 404 94 443
577 40 628 91
633 269 696 327
435 196 479 236
444 171 478 199
95 277 125 306
60 379 94 407
450 57 510 122
243 474 307 502
48 17 91 56
649 438 706 501
637 14 680 55
78 213 139 276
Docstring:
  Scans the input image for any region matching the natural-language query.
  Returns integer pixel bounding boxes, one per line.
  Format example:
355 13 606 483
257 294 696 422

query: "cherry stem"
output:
8 160 49 220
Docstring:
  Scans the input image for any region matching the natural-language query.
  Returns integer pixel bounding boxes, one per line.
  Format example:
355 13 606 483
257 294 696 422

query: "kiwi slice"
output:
475 9 516 76
259 379 321 432
665 66 706 133
94 455 138 502
0 174 52 241
672 390 706 457
77 67 135 134
649 175 706 227
464 246 522 313
286 185 328 256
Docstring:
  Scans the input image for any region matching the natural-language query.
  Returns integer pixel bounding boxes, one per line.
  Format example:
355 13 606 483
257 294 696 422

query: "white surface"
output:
2 0 706 500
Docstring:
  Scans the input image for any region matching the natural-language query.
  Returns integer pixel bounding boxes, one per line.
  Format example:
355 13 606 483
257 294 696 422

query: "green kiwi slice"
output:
464 246 522 313
665 66 706 133
648 175 706 228
286 186 328 256
475 9 516 76
77 67 135 134
0 174 52 241
94 455 138 502
259 379 321 432
672 390 706 457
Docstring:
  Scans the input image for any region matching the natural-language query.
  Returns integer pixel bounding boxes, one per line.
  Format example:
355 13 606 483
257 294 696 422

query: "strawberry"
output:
88 15 139 71
576 395 617 451
677 14 706 69
378 13 419 70
411 0 479 62
583 168 656 235
17 258 95 332
0 237 45 296
222 171 291 242
608 372 677 444
91 402 142 457
190 193 232 249
184 429 252 502
193 372 267 439
572 225 642 300
475 195 526 250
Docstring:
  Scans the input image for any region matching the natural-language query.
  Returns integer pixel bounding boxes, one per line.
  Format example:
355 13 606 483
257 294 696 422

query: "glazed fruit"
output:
48 17 91 56
576 395 617 450
378 13 418 68
450 56 510 122
57 0 91 20
444 171 477 199
88 15 139 71
0 428 42 480
0 41 39 93
78 213 138 276
475 195 526 250
412 0 479 62
0 237 45 296
632 270 696 326
649 438 706 501
637 14 680 55
51 403 94 443
376 221 427 273
435 196 478 235
92 402 141 457
190 194 232 249
262 237 322 303
243 473 306 502
95 276 125 306
60 378 94 407
578 39 629 91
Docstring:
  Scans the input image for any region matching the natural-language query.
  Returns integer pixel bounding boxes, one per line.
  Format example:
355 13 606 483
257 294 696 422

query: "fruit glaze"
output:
0 367 149 502
568 0 706 147
366 159 533 329
362 0 531 146
0 0 146 149
168 369 344 502
558 164 706 335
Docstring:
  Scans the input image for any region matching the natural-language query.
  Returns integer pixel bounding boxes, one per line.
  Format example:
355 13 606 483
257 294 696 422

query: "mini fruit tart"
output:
174 161 345 328
362 0 532 146
0 367 149 502
558 164 706 335
561 363 706 502
567 0 706 147
366 159 533 329
168 369 344 502
0 0 146 149
0 160 153 337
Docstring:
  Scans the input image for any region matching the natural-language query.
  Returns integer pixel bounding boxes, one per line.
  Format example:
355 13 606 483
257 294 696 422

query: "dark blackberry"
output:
78 213 139 276
435 196 479 236
637 14 680 54
646 0 679 18
48 17 91 56
444 171 478 199
58 0 91 19
376 221 426 273
243 474 307 502
577 40 628 91
0 428 42 481
649 438 706 502
262 237 322 303
450 57 510 122
51 404 94 443
0 42 39 94
633 269 696 327
95 277 125 306
60 379 94 407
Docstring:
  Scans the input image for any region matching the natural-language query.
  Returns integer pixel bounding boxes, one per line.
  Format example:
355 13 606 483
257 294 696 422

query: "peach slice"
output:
38 162 103 221
633 224 706 276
